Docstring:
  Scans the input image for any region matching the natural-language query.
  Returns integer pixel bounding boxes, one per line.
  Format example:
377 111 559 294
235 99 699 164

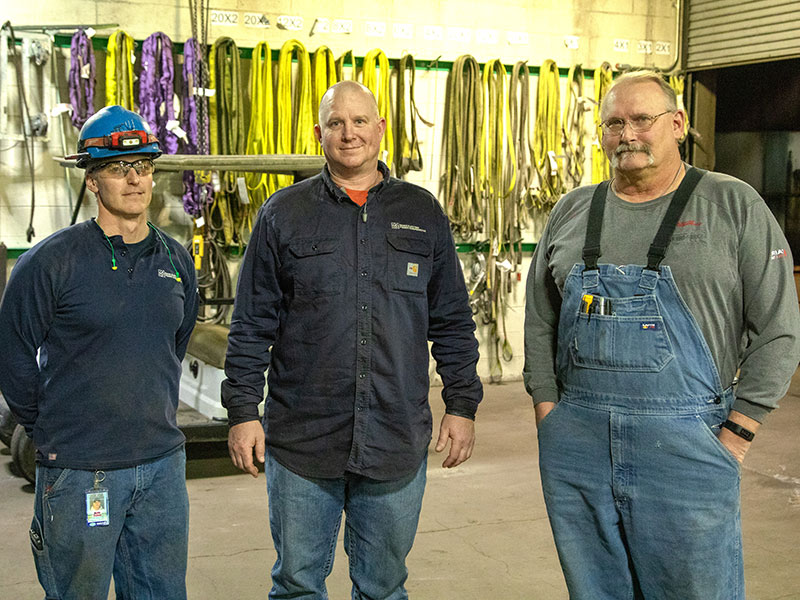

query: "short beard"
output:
610 143 654 169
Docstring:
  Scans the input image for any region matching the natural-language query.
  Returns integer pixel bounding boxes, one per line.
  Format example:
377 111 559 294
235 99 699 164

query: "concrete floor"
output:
1 375 799 599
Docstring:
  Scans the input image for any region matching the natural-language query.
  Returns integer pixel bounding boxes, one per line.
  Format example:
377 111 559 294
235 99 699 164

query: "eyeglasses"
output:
601 111 672 136
90 159 155 178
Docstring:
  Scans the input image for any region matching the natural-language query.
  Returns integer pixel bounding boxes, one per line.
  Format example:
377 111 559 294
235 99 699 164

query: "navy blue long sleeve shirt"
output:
222 163 482 480
0 219 198 470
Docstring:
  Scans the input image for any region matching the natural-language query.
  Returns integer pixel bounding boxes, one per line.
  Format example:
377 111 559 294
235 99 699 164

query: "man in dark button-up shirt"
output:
222 81 482 598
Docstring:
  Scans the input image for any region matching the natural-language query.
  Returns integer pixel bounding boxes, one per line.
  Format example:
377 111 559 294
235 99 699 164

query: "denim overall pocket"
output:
570 293 674 372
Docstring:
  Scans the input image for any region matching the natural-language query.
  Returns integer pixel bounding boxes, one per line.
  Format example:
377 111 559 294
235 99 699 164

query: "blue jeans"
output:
31 447 189 600
266 451 427 600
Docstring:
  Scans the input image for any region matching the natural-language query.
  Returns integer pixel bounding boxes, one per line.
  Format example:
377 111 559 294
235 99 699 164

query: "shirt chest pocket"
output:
387 233 432 294
288 238 343 298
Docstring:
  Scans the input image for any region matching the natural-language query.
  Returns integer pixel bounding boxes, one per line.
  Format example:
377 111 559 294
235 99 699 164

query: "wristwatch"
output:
722 420 755 442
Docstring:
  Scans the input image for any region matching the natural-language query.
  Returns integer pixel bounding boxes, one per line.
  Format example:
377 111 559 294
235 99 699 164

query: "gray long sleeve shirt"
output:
524 170 800 422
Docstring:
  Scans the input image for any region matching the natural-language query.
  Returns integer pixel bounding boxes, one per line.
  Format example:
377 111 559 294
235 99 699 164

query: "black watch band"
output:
722 420 755 442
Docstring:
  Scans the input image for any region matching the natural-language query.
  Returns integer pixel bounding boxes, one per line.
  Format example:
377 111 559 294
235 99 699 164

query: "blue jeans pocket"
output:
693 413 742 472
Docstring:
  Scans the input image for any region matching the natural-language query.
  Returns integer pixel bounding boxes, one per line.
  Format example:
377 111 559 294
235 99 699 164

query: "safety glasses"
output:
89 159 155 178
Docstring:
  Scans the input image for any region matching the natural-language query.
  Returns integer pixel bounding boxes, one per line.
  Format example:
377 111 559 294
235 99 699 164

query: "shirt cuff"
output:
731 397 772 424
445 408 476 421
226 405 261 427
530 386 560 406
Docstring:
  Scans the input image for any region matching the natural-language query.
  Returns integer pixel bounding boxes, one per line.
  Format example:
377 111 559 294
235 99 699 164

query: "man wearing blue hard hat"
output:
0 105 198 599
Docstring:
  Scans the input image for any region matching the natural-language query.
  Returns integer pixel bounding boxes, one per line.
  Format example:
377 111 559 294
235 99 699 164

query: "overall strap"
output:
581 180 611 270
646 167 705 271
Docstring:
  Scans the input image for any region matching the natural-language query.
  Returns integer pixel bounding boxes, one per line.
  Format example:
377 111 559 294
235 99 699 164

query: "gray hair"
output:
601 70 678 119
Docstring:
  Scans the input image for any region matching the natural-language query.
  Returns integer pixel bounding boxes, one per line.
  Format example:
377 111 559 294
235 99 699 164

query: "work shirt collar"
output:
321 160 390 203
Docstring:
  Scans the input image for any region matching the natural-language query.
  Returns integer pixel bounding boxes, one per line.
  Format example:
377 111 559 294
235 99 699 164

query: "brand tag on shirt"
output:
407 262 419 277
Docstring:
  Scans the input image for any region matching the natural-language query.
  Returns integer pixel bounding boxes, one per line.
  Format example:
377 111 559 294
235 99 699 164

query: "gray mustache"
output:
615 143 652 156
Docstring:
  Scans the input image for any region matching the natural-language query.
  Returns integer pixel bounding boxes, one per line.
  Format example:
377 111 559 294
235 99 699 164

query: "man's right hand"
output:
228 420 266 478
534 401 557 427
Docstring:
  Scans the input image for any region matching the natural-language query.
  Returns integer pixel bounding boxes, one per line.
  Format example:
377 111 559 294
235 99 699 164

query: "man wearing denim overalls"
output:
524 70 800 599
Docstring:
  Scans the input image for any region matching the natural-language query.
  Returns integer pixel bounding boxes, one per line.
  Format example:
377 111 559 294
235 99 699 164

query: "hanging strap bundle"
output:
562 64 586 189
480 58 518 379
181 37 212 218
669 73 689 139
361 48 393 168
335 49 356 81
105 30 135 109
139 32 178 155
312 45 337 132
394 54 433 178
591 61 613 184
480 59 517 253
276 39 315 188
244 41 277 210
533 59 563 208
441 54 483 236
68 29 95 128
509 61 535 226
208 36 246 246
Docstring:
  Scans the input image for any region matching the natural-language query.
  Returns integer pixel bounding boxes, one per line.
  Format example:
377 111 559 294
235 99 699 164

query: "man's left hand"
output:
435 414 475 468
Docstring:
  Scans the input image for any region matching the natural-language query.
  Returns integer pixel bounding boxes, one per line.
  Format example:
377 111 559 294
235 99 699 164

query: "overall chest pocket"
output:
288 238 343 298
570 294 674 372
387 233 432 294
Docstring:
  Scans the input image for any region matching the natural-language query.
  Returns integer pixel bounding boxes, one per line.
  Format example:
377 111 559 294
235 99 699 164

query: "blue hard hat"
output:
70 105 162 168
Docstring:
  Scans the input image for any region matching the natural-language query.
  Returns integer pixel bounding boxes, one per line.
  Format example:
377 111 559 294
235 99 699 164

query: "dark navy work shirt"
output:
0 220 198 469
222 162 482 480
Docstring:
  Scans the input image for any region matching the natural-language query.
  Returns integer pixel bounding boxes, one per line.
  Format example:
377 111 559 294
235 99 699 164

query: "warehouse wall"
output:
0 0 679 385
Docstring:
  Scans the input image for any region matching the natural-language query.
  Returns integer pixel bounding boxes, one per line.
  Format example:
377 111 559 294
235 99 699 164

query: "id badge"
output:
86 488 110 527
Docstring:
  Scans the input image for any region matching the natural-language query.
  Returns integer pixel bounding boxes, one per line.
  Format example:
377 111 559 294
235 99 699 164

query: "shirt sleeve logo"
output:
770 248 787 260
407 262 419 277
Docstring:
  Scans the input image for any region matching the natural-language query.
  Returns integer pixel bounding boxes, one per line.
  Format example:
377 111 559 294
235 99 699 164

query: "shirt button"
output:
361 305 368 311
311 244 318 251
120 250 127 256
356 406 363 411
361 271 368 277
359 373 366 379
360 338 367 345
360 239 366 245
714 396 722 404
127 267 134 274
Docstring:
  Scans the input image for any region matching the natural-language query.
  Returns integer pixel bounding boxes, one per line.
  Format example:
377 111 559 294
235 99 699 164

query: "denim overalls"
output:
538 168 744 600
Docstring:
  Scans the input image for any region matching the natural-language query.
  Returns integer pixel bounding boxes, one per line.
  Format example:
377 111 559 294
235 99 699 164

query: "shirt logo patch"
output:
391 222 427 233
641 322 660 330
407 262 419 277
770 248 787 260
158 269 179 281
677 220 703 227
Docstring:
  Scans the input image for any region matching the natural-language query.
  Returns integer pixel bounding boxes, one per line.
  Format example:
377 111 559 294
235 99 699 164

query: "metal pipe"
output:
10 24 118 33
56 154 327 177
21 36 30 136
0 28 9 134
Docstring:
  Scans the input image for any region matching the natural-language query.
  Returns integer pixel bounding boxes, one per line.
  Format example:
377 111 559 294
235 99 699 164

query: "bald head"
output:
314 80 386 182
318 81 379 126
